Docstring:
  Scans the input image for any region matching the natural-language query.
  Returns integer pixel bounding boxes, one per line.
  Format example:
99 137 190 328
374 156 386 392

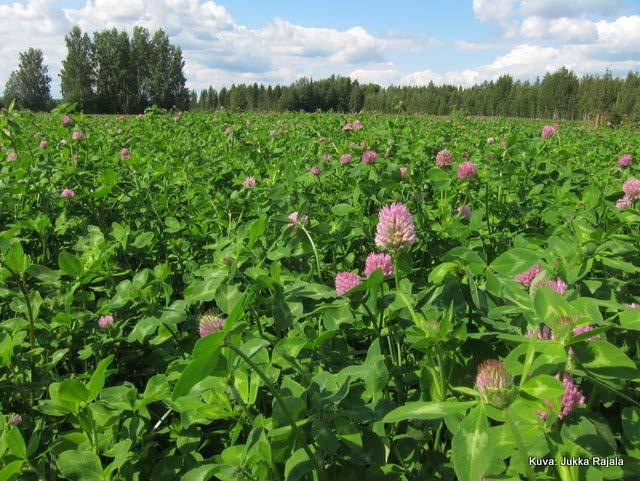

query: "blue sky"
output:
1 0 640 97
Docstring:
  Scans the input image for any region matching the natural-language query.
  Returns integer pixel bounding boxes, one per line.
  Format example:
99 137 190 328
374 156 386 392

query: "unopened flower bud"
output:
475 359 515 409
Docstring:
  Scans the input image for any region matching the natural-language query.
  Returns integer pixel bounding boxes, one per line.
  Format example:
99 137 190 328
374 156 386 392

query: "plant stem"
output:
391 253 402 363
484 180 493 260
378 282 396 370
18 277 36 351
239 465 260 481
392 253 401 291
544 432 574 481
0 260 36 406
433 420 444 452
378 283 385 334
435 349 447 401
1 260 36 350
504 407 536 481
223 340 326 481
153 408 173 430
299 225 322 282
256 229 286 269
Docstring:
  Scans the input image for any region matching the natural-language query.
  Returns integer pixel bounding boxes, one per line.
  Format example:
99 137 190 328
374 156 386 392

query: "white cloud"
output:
520 0 624 18
61 0 443 91
402 69 481 87
64 0 235 35
0 0 68 95
517 14 640 58
548 17 599 42
406 45 562 88
454 40 501 51
1 0 640 99
594 15 640 59
349 66 400 85
521 16 599 42
483 44 562 77
392 34 640 89
472 0 516 22
0 0 427 94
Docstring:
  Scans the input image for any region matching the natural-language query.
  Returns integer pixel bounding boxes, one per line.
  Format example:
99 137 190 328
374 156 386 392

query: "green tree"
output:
60 26 95 110
218 87 229 108
93 29 132 113
277 88 298 111
3 71 22 106
207 87 217 109
4 48 51 110
540 67 579 119
348 83 365 112
494 75 513 115
147 29 189 110
199 89 208 110
130 26 152 111
230 84 249 110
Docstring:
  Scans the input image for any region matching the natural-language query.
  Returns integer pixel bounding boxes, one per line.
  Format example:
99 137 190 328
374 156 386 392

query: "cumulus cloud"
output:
0 0 69 95
1 0 639 98
365 30 640 90
521 16 599 42
64 0 235 36
455 40 502 51
472 0 516 22
402 45 561 88
520 0 624 18
349 66 400 85
0 0 441 95
594 15 640 59
402 69 481 87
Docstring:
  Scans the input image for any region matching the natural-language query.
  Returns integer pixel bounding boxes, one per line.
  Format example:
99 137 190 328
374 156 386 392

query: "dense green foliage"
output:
4 27 640 119
2 48 52 111
59 27 95 112
190 69 640 121
3 26 190 113
1 108 640 481
61 26 190 113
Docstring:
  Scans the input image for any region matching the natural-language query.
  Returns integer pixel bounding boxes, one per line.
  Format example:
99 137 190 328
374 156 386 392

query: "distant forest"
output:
189 69 640 122
2 26 640 121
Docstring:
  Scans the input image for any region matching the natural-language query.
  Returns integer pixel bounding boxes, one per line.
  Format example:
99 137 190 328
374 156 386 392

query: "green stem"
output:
485 180 493 259
433 420 444 452
391 252 406 401
239 465 260 481
392 253 401 291
545 432 574 481
223 340 326 481
256 229 286 270
1 258 37 407
0 261 36 351
386 335 397 371
504 407 536 481
378 282 396 370
378 283 385 334
253 305 265 339
299 225 322 282
228 376 255 423
435 349 447 401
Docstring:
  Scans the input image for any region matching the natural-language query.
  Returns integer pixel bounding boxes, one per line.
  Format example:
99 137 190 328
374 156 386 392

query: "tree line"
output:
3 26 189 113
3 27 640 120
188 68 640 121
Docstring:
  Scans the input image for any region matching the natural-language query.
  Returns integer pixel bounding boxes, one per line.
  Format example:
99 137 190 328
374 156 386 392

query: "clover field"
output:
1 107 640 481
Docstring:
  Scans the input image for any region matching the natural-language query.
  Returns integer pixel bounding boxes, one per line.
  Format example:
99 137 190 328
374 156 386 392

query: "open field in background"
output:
1 108 640 481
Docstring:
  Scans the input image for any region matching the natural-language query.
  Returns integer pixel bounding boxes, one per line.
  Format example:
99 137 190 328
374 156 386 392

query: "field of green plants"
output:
1 105 640 481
